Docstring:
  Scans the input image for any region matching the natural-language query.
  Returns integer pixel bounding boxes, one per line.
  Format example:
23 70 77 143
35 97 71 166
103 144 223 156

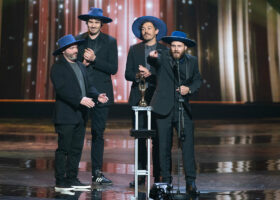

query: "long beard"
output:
66 53 77 61
170 49 185 60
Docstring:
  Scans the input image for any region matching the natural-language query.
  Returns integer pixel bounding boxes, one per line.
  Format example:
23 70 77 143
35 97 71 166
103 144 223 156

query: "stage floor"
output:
0 118 280 199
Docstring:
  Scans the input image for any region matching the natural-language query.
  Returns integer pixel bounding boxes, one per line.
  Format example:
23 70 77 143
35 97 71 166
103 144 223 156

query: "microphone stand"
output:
172 59 188 200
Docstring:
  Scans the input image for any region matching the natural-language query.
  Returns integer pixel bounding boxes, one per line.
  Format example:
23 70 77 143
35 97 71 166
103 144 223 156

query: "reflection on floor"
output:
0 118 280 199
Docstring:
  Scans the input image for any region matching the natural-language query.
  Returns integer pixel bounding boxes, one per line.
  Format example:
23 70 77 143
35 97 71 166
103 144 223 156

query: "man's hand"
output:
80 97 95 108
149 50 158 58
83 48 96 62
139 65 151 78
98 93 109 104
83 59 90 66
176 85 190 96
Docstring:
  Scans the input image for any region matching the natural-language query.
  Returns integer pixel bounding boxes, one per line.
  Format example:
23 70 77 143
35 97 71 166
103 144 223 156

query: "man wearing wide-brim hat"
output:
148 31 202 196
51 34 108 191
75 7 118 185
125 16 168 187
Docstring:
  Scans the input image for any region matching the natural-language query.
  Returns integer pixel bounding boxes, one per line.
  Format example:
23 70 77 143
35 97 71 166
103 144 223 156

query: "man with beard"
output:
51 34 108 191
125 16 168 187
148 31 202 196
75 8 118 185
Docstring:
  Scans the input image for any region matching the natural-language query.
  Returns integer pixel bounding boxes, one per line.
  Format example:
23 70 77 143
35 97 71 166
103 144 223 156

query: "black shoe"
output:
55 181 73 192
129 176 145 188
186 180 199 196
92 170 113 185
69 178 91 190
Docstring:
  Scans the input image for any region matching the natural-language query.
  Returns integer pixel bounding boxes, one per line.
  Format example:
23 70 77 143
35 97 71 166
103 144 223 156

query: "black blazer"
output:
76 32 118 106
125 42 168 106
50 56 100 124
149 50 202 116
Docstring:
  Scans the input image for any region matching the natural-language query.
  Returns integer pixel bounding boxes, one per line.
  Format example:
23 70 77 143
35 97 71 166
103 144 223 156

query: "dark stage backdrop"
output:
0 0 279 103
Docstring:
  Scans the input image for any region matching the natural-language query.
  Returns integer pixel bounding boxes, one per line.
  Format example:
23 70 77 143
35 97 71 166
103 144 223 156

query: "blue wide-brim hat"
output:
161 31 196 47
53 34 84 56
78 7 112 23
132 16 167 41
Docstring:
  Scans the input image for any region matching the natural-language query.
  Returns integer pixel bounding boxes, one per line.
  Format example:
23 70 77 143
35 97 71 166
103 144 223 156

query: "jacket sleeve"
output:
187 57 202 96
86 75 100 101
91 38 118 75
80 62 100 101
125 46 138 82
147 54 162 69
50 63 82 108
87 85 100 102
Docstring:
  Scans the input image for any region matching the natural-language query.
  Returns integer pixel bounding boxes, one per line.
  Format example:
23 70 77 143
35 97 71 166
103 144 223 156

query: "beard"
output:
88 27 100 36
65 52 77 62
171 49 185 60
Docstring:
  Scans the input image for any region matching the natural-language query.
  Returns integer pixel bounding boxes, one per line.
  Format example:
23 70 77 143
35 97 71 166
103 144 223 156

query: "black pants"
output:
156 107 196 183
132 110 160 178
54 121 86 183
90 106 110 173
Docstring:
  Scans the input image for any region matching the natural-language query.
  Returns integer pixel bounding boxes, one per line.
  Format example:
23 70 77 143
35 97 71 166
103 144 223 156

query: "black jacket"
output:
125 42 167 106
148 50 202 116
76 32 118 106
50 56 99 124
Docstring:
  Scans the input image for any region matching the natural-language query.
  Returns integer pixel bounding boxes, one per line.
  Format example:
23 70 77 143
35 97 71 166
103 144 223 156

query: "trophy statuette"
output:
138 74 147 107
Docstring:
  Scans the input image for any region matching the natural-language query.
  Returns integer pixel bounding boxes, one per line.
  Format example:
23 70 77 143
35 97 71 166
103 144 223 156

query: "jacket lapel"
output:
77 62 88 89
184 54 192 81
61 57 82 94
92 32 103 54
135 42 146 66
78 32 102 54
165 52 175 80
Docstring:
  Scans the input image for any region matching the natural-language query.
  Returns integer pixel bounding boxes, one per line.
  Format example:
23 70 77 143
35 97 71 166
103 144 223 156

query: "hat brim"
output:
78 15 112 23
161 36 196 47
132 16 167 41
52 40 84 56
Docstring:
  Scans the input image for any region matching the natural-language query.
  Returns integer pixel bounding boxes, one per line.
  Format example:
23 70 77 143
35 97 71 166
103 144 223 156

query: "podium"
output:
130 106 156 199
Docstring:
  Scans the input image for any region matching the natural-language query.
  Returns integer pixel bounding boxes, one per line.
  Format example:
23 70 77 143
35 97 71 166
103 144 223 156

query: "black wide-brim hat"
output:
161 31 196 47
53 34 84 56
132 16 167 41
78 7 112 23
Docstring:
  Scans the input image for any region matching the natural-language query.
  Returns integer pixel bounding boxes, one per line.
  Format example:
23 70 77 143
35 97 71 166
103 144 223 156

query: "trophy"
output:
138 74 147 107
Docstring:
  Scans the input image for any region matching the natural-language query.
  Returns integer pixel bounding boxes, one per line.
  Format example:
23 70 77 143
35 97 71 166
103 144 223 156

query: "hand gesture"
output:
149 50 158 58
83 59 90 66
80 97 95 108
98 93 109 104
176 85 190 96
83 48 96 62
139 65 151 78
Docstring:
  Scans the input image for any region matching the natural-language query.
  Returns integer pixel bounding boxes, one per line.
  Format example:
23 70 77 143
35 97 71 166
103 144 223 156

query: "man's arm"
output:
147 50 161 69
51 64 84 108
180 57 202 96
125 46 138 82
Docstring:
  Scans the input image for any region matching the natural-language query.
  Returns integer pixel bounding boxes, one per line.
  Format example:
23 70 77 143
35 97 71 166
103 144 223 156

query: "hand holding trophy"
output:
137 65 151 107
